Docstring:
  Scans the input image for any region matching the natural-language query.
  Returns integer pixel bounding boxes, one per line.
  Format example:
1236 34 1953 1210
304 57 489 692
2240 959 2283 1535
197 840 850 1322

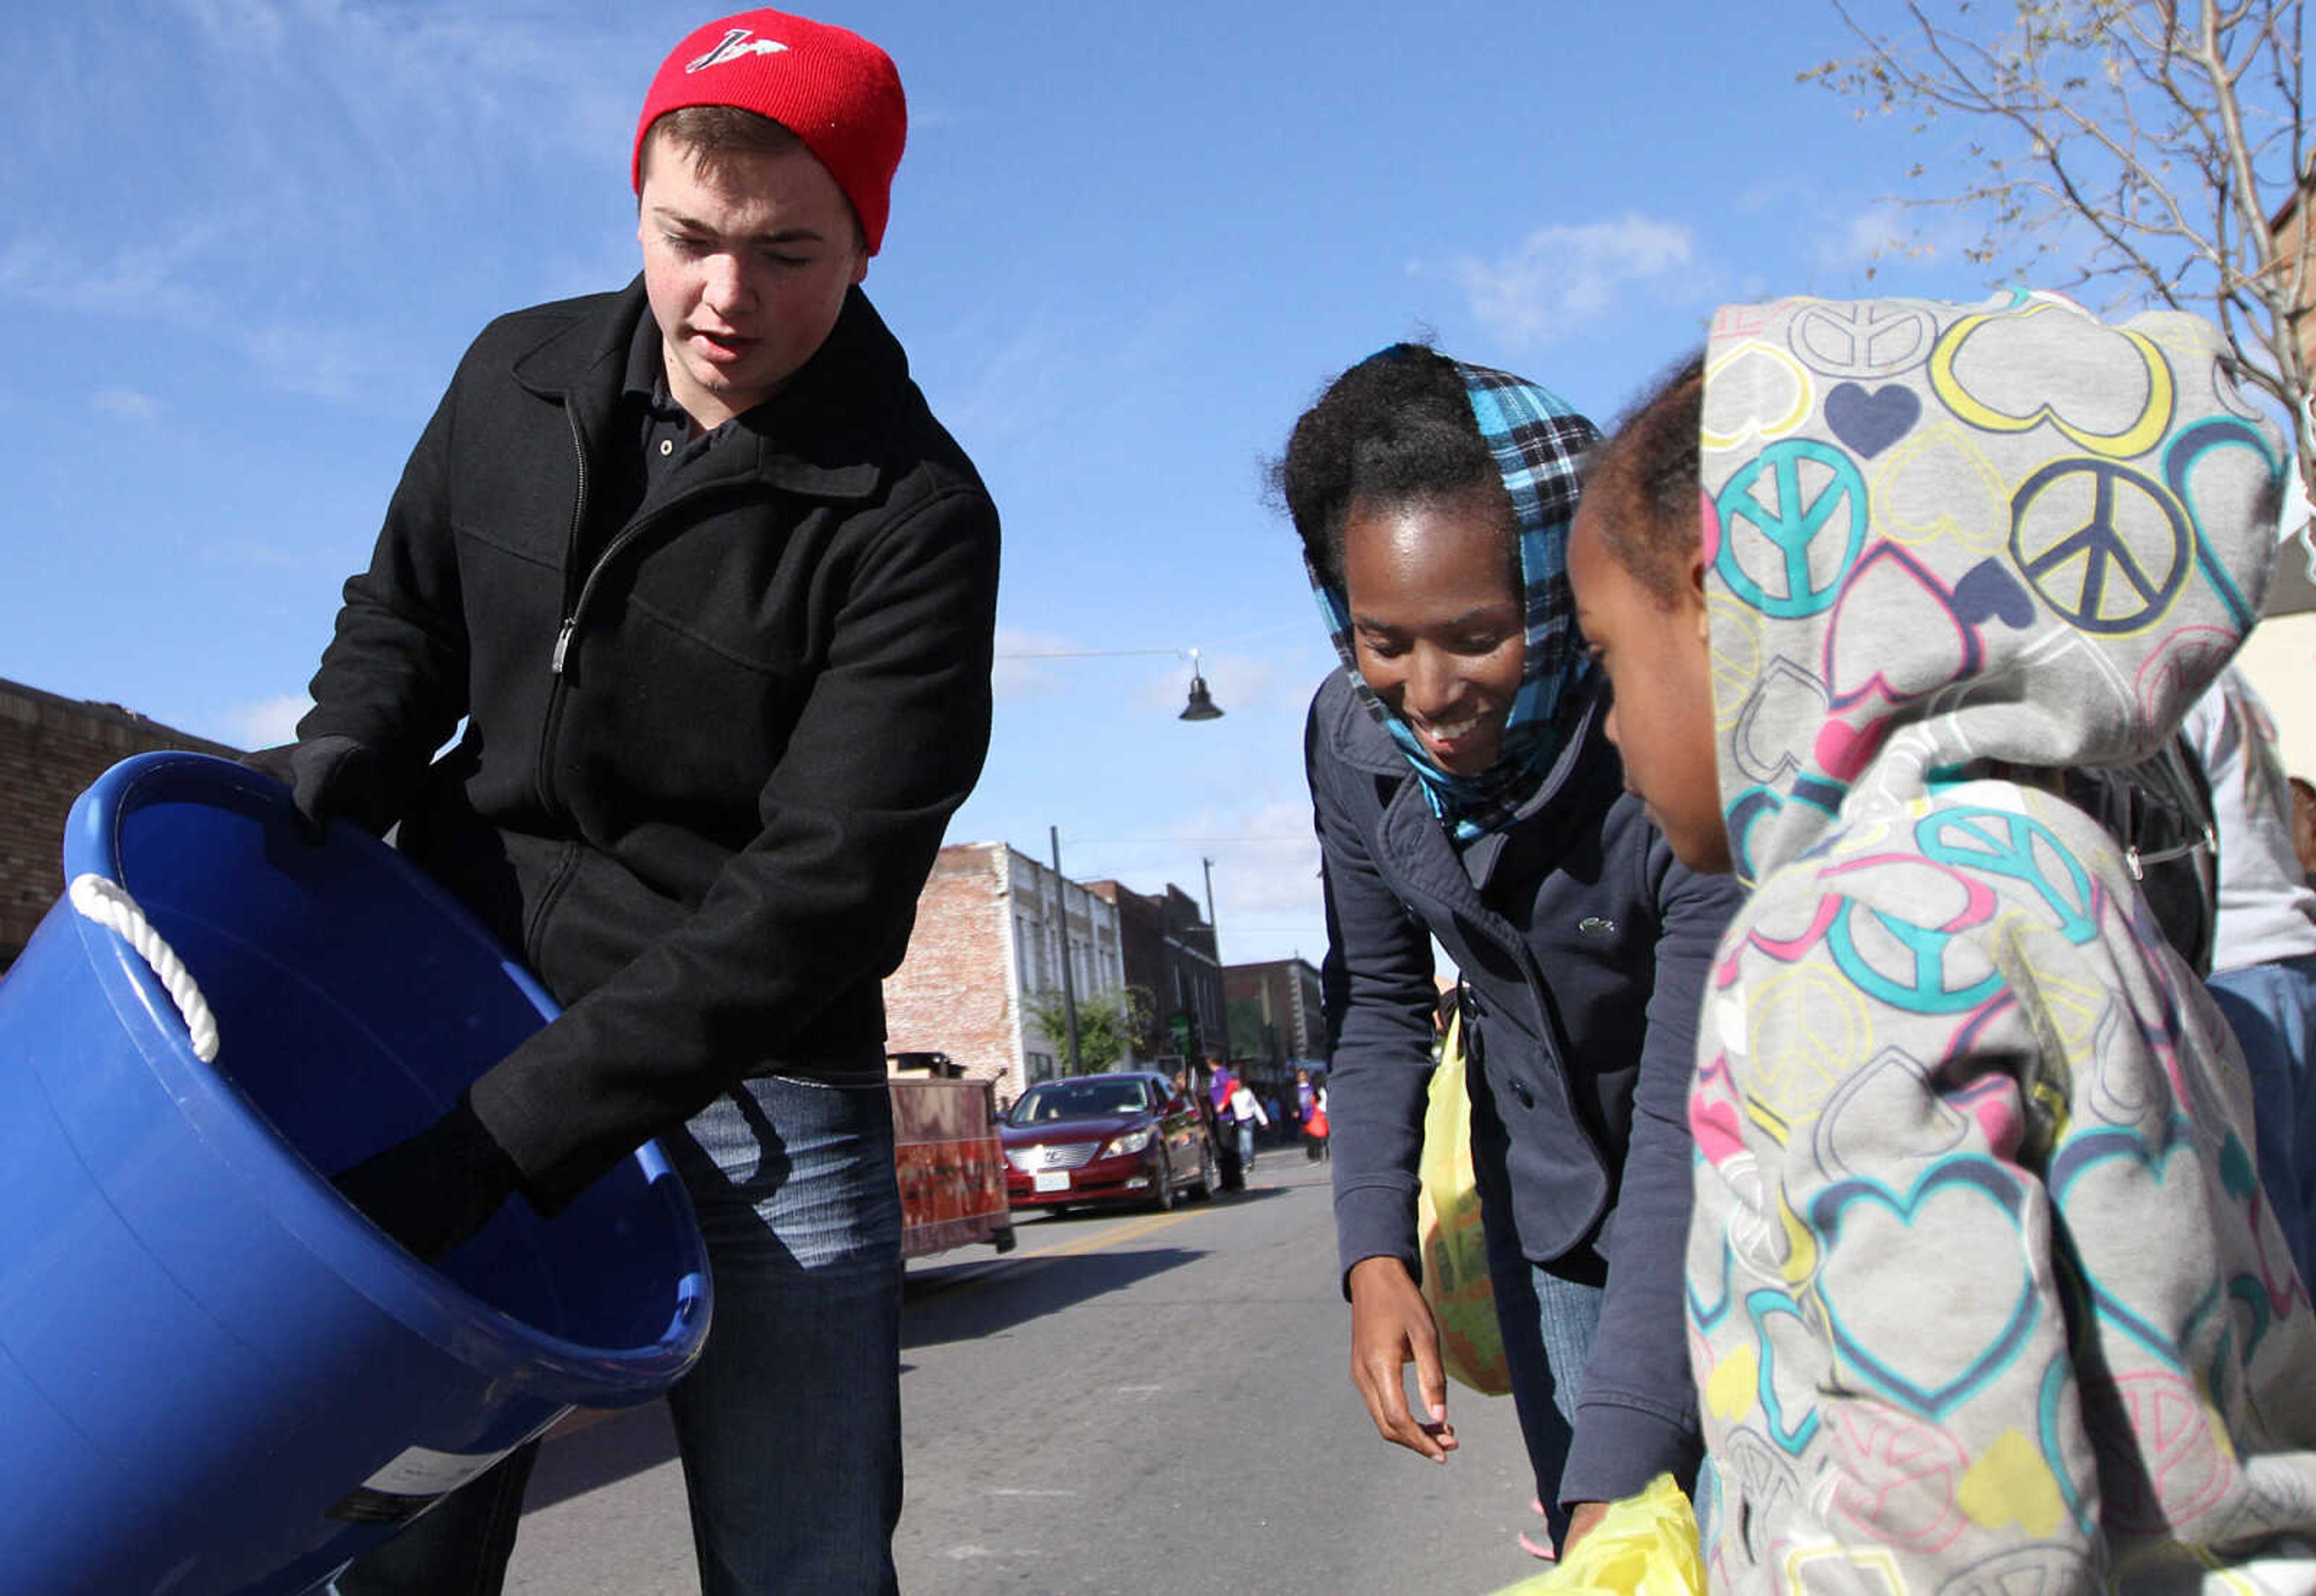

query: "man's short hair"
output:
638 107 867 252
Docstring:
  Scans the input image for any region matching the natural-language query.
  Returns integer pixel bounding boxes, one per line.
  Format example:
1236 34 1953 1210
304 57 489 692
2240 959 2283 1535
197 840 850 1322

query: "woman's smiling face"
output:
1339 488 1525 777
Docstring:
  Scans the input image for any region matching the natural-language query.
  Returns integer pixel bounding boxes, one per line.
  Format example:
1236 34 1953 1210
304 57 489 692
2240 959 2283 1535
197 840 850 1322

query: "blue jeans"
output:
338 1076 903 1596
1236 1120 1258 1170
2210 953 2316 1292
1478 1187 1606 1544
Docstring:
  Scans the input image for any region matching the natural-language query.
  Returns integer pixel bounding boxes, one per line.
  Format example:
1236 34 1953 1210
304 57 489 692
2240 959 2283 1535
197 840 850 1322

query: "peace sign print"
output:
1715 440 1870 619
1917 806 2097 944
2008 459 2191 636
1789 300 1939 378
1820 859 2005 1017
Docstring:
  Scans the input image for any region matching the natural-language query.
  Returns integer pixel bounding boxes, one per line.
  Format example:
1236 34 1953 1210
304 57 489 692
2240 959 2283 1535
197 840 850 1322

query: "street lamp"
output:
995 645 1224 722
1179 648 1223 722
1008 646 1223 1080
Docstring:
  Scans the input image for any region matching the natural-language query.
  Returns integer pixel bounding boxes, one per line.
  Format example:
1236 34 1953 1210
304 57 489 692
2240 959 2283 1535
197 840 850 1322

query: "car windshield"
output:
1011 1078 1151 1123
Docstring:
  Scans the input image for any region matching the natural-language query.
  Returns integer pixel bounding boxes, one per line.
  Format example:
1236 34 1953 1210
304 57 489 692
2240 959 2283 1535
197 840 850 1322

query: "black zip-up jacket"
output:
301 279 1000 1211
1306 669 1741 1509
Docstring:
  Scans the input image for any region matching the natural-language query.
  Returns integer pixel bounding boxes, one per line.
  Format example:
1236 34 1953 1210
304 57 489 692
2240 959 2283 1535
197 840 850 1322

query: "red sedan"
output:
1000 1071 1217 1213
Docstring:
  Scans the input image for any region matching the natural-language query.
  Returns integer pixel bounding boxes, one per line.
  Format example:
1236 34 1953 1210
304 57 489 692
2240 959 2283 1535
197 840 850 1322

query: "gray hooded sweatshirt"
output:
1686 291 2316 1591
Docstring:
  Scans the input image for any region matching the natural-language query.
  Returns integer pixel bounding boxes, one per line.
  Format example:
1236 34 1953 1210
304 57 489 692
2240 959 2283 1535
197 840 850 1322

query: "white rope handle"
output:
69 874 220 1063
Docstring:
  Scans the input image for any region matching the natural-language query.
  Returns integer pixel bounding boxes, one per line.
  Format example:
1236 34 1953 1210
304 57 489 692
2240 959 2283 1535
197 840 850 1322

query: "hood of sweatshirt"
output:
1698 289 2285 887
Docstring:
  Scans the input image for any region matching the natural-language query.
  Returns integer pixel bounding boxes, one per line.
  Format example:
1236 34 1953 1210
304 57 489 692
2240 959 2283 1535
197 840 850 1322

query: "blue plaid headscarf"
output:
1309 357 1600 842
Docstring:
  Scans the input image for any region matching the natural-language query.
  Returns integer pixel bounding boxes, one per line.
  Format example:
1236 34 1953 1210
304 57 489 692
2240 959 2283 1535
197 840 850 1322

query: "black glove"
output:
239 735 393 843
332 1093 528 1263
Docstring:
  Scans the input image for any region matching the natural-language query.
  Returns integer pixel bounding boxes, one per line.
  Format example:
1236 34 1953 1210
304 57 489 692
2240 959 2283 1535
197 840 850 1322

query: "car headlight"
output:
1102 1128 1154 1158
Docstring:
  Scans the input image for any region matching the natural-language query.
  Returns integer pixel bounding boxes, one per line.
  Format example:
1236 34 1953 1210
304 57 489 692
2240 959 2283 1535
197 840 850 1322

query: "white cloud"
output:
1819 203 1911 271
93 389 159 421
1202 801 1320 916
223 693 309 749
1451 215 1698 348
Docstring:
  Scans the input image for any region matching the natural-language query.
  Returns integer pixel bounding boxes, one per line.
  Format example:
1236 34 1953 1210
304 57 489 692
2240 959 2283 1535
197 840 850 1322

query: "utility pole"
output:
1050 825 1083 1075
1202 856 1221 1065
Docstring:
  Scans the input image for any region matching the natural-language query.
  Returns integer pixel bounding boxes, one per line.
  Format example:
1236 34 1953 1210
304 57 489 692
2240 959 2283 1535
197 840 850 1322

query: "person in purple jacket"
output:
1276 344 1741 1561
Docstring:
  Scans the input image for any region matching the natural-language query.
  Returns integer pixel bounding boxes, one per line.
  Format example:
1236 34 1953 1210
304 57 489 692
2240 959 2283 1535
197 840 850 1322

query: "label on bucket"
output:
326 1442 519 1524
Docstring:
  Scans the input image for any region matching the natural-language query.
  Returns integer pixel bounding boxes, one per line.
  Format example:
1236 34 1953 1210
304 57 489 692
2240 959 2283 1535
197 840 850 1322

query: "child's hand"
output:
1346 1256 1459 1462
1559 1500 1609 1557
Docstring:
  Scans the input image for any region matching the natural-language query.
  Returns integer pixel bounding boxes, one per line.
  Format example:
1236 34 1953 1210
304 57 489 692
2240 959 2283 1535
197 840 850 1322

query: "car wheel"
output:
1192 1139 1218 1202
1150 1149 1176 1213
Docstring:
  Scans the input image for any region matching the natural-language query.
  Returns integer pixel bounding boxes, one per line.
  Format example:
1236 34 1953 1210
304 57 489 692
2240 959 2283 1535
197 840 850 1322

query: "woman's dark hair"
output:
1271 344 1513 590
1584 350 1707 604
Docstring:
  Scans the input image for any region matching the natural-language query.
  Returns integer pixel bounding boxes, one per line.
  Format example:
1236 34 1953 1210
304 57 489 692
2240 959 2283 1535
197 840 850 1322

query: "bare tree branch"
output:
1810 0 2316 485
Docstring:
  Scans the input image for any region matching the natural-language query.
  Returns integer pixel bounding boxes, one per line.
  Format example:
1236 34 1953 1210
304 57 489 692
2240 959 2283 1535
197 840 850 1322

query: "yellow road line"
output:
1023 1207 1201 1258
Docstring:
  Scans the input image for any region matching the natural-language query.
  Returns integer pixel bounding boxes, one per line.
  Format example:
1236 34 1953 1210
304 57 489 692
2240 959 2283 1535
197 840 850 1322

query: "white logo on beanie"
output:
686 28 788 73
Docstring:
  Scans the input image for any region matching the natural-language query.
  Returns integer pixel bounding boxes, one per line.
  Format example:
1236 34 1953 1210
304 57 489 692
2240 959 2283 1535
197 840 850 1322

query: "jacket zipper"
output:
549 500 692 677
539 404 776 808
537 403 593 821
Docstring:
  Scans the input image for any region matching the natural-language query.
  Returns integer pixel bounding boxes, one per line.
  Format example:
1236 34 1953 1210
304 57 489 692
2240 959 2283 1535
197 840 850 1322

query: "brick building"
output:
1085 878 1221 1072
0 678 239 973
881 841 1127 1101
1222 955 1327 1096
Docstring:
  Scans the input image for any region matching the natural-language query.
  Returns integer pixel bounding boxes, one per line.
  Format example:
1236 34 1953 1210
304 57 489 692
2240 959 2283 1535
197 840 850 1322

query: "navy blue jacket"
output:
1306 669 1741 1507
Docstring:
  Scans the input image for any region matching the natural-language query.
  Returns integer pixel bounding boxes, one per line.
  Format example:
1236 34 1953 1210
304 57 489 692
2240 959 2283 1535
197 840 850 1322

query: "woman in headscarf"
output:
1279 345 1741 1559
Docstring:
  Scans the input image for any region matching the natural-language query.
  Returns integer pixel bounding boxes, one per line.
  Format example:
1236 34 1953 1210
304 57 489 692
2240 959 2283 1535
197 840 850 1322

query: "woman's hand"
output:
1347 1255 1459 1462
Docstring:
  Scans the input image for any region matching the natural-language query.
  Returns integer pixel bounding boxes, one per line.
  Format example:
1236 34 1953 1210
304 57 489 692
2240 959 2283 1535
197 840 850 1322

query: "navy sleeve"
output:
1558 829 1742 1509
1306 696 1440 1293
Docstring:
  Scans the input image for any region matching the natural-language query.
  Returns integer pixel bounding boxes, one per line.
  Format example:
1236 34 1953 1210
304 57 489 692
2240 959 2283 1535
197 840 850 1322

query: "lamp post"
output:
1007 646 1223 1080
1202 855 1223 1068
1049 824 1083 1076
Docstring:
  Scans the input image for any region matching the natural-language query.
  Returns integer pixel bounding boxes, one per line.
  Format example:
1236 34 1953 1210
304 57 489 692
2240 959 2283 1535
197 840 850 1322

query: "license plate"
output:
1033 1171 1071 1194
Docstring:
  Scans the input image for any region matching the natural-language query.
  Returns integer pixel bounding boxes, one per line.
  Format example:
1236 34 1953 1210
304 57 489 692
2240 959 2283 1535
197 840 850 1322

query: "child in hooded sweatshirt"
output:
1567 291 2316 1591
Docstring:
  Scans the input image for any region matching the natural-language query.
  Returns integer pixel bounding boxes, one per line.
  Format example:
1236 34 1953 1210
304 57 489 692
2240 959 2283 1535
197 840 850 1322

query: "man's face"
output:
637 136 867 430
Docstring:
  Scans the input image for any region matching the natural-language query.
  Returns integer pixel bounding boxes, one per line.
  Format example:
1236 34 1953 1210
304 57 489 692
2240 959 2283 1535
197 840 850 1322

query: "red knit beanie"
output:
633 9 906 256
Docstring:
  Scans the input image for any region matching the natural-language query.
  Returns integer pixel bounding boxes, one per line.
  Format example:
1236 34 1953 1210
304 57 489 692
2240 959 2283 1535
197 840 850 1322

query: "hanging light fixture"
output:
1179 648 1223 721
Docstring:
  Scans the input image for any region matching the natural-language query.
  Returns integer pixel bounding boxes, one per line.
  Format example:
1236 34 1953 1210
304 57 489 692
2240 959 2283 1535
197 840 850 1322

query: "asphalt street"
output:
501 1150 1552 1595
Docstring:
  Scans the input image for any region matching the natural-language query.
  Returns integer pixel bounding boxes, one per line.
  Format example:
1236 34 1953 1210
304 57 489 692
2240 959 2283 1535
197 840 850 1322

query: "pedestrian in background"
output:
1278 344 1739 1559
1300 1071 1330 1163
1202 1056 1243 1191
246 10 999 1592
1228 1073 1270 1172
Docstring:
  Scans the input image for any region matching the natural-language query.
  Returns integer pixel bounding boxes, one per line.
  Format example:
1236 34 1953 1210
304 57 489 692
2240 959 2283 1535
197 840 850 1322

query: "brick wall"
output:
882 843 1020 1090
0 679 239 971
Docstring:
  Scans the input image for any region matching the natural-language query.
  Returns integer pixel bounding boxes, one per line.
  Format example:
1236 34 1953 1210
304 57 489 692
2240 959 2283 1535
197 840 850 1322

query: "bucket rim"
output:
58 751 712 1399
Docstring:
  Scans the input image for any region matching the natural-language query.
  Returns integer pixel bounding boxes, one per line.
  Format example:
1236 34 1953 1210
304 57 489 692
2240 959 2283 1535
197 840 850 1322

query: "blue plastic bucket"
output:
0 752 712 1596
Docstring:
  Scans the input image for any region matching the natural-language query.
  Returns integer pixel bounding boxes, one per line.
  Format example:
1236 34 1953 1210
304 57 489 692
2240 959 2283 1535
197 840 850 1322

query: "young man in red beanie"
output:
249 11 999 1593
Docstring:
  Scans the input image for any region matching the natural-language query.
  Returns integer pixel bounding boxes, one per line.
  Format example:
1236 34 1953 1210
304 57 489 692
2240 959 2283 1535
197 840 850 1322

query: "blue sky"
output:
1 0 1987 965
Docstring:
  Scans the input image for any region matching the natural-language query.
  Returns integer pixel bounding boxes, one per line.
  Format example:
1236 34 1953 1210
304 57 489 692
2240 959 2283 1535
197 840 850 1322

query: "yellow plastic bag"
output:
1417 1008 1508 1396
1487 1474 1704 1596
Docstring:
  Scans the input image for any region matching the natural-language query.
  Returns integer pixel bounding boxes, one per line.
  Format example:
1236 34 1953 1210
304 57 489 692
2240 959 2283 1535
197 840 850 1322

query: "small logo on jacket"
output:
687 29 789 72
1577 916 1616 936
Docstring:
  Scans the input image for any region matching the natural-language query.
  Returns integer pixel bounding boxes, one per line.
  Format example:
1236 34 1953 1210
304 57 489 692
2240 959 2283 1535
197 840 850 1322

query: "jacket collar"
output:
511 277 913 503
1315 668 1411 778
